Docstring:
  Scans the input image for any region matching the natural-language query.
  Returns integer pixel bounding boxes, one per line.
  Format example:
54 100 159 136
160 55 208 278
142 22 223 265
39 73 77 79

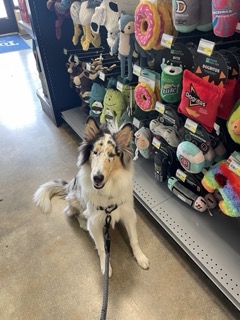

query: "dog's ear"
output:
114 123 133 148
85 117 100 141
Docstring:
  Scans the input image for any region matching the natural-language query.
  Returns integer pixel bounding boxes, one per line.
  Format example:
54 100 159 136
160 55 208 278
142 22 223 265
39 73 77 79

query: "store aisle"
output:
0 48 239 320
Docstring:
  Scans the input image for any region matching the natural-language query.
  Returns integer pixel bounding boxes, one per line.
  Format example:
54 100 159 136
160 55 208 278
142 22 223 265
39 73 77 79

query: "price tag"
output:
133 117 141 128
99 72 105 81
155 101 165 114
184 118 198 133
161 33 174 49
152 137 161 150
213 122 220 136
116 81 124 92
228 151 240 164
86 63 91 71
74 55 79 64
133 64 141 76
63 48 67 55
229 159 240 177
176 169 186 182
197 39 215 57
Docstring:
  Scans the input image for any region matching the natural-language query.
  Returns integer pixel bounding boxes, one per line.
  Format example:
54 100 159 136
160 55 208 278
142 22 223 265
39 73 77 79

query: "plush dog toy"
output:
70 1 82 45
100 88 126 125
134 127 152 159
90 0 120 34
202 159 240 217
168 177 208 212
227 99 240 144
149 119 181 148
89 83 106 117
54 0 71 14
112 14 137 81
66 57 84 88
78 1 101 50
46 0 70 39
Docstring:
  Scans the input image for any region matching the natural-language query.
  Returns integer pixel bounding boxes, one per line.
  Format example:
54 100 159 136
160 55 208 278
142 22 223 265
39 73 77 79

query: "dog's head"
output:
78 117 134 189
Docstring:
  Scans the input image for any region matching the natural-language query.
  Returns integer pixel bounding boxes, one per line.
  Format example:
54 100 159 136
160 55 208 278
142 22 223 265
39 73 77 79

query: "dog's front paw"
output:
76 216 88 231
136 254 150 270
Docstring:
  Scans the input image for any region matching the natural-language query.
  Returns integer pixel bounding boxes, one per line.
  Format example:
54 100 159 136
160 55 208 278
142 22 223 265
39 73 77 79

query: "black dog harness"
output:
96 203 118 214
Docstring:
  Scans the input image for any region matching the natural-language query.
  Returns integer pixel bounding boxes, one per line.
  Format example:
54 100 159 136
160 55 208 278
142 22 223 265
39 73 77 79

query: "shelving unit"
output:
61 107 240 311
24 0 81 126
18 19 34 39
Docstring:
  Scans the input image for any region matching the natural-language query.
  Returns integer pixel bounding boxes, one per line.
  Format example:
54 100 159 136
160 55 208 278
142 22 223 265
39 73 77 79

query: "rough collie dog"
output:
33 117 149 276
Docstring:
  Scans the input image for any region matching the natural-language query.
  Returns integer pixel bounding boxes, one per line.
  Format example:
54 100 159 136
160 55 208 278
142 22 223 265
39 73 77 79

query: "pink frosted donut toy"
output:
134 1 160 50
134 83 156 112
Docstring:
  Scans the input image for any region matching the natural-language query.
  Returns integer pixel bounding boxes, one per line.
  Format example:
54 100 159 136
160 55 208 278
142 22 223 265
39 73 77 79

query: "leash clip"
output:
104 204 118 214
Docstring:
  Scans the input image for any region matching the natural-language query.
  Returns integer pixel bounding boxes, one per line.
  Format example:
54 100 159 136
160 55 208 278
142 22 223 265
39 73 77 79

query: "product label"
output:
99 71 105 81
184 118 198 133
155 101 165 114
197 39 215 57
152 137 161 150
133 64 141 77
229 159 240 177
133 117 141 129
86 63 91 71
176 169 186 182
116 81 123 92
194 51 228 86
161 33 174 49
228 151 240 177
184 120 211 154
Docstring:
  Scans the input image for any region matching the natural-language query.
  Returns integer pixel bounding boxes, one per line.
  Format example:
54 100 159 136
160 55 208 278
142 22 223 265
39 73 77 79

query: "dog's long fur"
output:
33 117 149 276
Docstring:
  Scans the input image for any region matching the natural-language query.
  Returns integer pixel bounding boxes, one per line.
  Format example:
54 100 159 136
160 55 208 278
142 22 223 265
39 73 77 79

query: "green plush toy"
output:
227 99 240 144
100 88 126 125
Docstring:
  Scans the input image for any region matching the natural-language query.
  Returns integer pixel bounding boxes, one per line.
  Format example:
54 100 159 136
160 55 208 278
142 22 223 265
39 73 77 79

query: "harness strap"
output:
96 204 118 214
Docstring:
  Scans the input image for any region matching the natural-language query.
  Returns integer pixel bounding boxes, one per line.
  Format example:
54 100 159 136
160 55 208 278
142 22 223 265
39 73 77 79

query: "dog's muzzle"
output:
93 173 105 189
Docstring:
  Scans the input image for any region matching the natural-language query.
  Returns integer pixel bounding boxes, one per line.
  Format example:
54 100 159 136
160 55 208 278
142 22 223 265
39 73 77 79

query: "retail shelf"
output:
134 159 240 310
62 108 87 139
18 20 34 39
62 107 240 310
37 88 56 126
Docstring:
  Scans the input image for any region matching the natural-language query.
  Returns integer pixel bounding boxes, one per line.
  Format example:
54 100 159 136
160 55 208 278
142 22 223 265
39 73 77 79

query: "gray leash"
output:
100 214 112 320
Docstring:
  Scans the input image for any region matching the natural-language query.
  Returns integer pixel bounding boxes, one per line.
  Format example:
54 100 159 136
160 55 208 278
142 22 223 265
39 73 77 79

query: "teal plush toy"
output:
111 14 137 81
100 88 126 125
89 83 106 117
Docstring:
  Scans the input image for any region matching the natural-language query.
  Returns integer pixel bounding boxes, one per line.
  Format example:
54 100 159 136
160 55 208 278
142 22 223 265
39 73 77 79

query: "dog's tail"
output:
33 179 68 214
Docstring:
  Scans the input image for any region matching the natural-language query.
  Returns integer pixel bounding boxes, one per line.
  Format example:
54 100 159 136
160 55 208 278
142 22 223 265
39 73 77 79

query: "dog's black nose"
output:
93 174 104 184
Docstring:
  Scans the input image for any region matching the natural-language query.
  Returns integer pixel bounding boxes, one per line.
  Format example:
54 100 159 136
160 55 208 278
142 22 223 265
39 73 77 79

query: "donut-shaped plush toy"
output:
153 3 173 51
134 1 160 50
134 83 156 112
